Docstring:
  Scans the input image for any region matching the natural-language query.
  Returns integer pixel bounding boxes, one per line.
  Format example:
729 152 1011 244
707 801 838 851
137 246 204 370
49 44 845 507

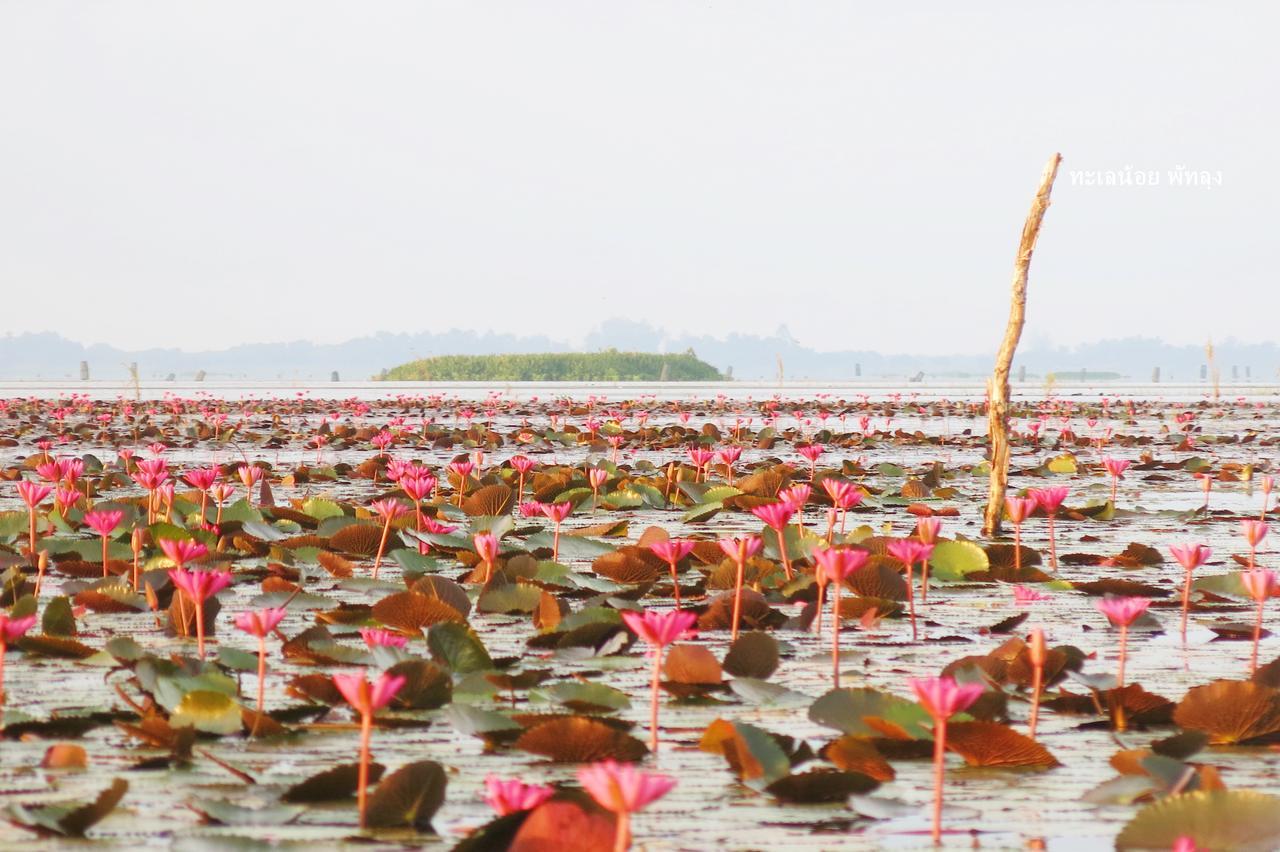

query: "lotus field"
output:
3 391 1280 849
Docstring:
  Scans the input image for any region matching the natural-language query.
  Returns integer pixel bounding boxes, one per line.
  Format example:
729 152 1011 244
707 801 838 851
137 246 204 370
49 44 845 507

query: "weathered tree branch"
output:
983 153 1062 537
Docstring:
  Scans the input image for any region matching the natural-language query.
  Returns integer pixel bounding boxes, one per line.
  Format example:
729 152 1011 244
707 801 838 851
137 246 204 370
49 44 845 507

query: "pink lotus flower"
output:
235 607 288 735
369 498 409 579
333 670 408 827
913 519 943 604
1012 585 1050 605
797 443 824 479
778 483 812 511
909 676 986 845
820 478 863 539
1096 596 1150 686
1241 520 1269 567
360 627 408 649
169 567 232 659
622 608 698 752
483 775 554 816
649 539 696 609
1028 486 1068 569
473 531 500 583
519 500 545 519
448 460 474 505
686 447 714 481
237 464 264 505
17 480 52 557
510 454 535 500
160 537 208 570
717 446 742 485
811 546 870 688
1102 456 1131 506
1242 568 1279 675
540 501 573 562
751 502 797 580
888 539 934 640
578 760 676 852
83 508 125 577
1004 495 1038 572
184 467 220 521
0 612 38 706
1170 543 1212 640
235 607 287 638
718 535 763 640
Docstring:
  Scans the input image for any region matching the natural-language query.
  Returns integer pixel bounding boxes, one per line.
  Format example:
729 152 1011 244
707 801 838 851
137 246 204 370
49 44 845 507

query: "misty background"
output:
1 2 1275 379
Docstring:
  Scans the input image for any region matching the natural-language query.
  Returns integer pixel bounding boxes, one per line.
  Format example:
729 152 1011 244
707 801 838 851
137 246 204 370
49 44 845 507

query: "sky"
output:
1 2 1275 355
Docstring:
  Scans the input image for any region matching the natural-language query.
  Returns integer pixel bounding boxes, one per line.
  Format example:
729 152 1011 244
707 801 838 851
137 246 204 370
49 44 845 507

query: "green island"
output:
378 350 724 381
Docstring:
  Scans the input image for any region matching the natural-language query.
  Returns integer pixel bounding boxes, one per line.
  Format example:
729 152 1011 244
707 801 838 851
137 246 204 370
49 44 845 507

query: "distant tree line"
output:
378 350 723 381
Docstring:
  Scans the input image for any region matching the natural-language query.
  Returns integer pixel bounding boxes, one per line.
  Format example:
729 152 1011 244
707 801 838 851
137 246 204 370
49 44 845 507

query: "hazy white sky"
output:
1 2 1274 354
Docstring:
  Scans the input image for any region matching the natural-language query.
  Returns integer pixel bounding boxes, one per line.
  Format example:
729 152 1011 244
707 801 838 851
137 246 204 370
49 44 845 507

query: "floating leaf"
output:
722 631 780 680
364 760 447 831
945 721 1059 767
170 690 243 735
282 763 385 803
373 590 466 632
1116 790 1280 850
700 718 791 786
9 778 127 837
508 799 616 852
1173 680 1280 744
515 716 647 763
809 687 933 740
764 768 879 803
428 622 493 673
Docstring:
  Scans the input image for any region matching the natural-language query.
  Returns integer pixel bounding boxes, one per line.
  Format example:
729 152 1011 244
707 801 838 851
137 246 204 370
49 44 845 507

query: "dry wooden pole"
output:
983 153 1062 537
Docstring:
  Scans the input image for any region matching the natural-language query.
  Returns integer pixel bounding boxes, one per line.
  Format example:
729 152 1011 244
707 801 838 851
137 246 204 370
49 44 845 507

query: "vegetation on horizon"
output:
379 350 723 382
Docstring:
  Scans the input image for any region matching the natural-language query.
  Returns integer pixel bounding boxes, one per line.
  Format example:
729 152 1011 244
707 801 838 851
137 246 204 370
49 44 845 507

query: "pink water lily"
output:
169 567 231 659
16 480 52 558
83 509 125 577
473 531 500 584
820 478 863 539
159 537 209 570
369 498 408 579
1241 520 1269 567
1005 495 1038 572
718 535 763 640
914 518 943 603
811 546 869 688
1028 487 1068 570
333 670 408 827
887 538 934 640
483 774 554 816
578 759 676 852
1241 568 1278 676
1096 596 1151 686
235 607 288 735
0 612 38 706
509 454 535 500
1102 456 1131 505
540 501 573 561
1013 584 1050 605
751 502 797 580
621 608 698 752
797 443 824 480
910 676 985 844
1169 543 1212 640
360 627 408 649
648 539 696 609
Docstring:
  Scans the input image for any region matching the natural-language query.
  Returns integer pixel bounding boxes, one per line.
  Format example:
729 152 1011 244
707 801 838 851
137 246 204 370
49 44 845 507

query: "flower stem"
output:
613 810 631 852
357 709 373 827
252 637 266 737
649 651 661 753
831 582 842 688
931 718 947 844
1252 598 1265 676
1117 624 1128 687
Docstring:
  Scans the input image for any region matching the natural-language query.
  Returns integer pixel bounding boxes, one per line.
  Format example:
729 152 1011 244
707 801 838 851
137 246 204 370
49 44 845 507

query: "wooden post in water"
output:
983 153 1062 537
